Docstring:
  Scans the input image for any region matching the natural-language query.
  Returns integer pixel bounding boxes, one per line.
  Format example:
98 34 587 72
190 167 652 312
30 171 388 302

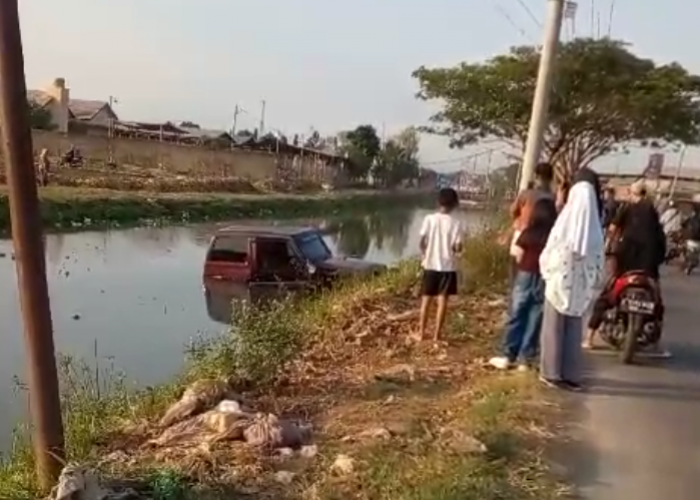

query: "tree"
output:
28 101 55 130
341 125 381 181
488 163 519 198
372 127 420 187
394 126 420 159
413 38 700 181
179 121 200 129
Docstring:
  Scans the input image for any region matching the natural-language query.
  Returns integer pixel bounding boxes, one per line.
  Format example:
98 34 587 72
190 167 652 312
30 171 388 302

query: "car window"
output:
294 232 331 262
208 235 248 263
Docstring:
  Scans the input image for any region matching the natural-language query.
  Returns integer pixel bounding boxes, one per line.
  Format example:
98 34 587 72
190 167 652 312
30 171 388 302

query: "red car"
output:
203 224 385 287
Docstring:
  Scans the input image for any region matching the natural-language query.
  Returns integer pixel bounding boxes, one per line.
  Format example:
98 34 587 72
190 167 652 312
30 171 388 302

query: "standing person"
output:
602 187 620 229
489 198 558 370
660 200 682 237
507 162 555 279
539 177 606 391
510 162 555 245
37 148 50 186
416 187 463 343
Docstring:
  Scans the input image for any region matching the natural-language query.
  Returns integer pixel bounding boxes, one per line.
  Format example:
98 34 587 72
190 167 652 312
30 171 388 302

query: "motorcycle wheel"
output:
621 314 641 364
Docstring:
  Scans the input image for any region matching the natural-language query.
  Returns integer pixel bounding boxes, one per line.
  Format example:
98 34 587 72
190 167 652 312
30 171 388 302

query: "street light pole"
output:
518 0 566 191
0 0 64 490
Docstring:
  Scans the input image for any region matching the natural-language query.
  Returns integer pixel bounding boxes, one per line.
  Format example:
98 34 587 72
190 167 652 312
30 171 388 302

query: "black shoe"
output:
539 376 564 389
562 380 584 392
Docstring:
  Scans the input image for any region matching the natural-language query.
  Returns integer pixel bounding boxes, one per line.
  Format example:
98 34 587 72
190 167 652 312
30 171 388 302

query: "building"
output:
27 78 118 133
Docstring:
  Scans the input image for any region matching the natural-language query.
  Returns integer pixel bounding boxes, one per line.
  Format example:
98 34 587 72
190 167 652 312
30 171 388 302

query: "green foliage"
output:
341 125 382 180
149 468 189 500
488 163 519 199
27 101 55 130
192 298 305 386
460 227 510 292
372 127 421 187
0 352 177 499
0 190 433 232
413 37 700 181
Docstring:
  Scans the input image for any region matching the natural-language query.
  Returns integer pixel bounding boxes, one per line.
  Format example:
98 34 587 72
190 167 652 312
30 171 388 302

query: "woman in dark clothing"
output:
585 181 667 351
610 182 666 279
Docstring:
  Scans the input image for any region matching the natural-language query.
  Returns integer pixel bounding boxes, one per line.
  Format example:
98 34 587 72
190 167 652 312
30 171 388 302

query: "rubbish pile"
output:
49 464 141 500
114 378 311 454
142 378 311 451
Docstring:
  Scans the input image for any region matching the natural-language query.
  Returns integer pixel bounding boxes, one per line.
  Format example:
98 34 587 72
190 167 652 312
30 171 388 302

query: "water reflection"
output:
327 210 412 259
0 207 488 447
203 280 289 325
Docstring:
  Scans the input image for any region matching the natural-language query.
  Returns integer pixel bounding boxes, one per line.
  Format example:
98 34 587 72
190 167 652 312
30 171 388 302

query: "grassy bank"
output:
0 232 567 499
0 187 432 232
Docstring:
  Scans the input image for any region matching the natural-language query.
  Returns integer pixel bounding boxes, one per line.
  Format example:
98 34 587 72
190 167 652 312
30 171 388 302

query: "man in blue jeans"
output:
490 198 557 370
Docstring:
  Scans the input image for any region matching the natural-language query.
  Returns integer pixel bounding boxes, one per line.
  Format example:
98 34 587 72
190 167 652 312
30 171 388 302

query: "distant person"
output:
489 198 558 370
37 148 50 186
682 203 700 246
416 187 463 343
602 187 620 229
660 200 682 237
539 174 606 391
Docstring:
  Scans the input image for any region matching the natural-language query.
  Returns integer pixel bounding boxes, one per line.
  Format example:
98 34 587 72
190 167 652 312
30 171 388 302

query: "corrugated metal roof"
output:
179 126 231 140
68 99 109 120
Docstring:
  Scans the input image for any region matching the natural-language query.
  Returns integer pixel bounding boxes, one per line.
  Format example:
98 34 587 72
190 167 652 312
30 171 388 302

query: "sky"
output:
18 0 700 175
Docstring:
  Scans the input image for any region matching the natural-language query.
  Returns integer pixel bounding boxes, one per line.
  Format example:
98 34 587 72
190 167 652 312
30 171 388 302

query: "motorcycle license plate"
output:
620 297 655 314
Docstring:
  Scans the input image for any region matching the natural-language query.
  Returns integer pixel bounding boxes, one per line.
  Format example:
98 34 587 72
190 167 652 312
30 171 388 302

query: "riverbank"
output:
0 187 433 232
0 232 566 499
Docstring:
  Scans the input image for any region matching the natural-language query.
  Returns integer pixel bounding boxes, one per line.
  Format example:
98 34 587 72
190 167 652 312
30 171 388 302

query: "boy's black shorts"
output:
421 270 458 297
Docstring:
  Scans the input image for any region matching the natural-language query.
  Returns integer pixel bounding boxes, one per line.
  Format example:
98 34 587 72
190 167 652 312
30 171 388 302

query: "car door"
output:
203 234 252 282
250 236 308 293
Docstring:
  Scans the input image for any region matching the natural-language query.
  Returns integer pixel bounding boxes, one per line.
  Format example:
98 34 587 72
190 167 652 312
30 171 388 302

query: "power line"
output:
493 1 535 43
421 145 510 167
515 0 542 27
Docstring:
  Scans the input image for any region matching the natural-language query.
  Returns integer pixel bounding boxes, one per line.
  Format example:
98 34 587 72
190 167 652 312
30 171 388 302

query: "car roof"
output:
214 224 316 238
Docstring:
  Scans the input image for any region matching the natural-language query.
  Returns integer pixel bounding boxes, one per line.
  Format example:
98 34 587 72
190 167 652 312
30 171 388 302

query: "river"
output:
0 207 489 447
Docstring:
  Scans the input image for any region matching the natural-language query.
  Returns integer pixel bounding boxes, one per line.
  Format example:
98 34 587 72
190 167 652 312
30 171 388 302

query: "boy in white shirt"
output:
417 188 463 342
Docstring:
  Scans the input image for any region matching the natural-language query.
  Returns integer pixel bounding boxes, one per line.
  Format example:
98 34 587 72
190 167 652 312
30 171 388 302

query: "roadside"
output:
566 267 700 499
0 231 566 500
0 186 432 232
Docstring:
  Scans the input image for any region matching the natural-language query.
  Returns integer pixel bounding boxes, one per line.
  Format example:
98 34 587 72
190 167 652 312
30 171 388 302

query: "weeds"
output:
0 188 432 231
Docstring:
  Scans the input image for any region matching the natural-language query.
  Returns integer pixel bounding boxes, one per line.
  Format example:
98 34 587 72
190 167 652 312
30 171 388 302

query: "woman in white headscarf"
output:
539 176 605 390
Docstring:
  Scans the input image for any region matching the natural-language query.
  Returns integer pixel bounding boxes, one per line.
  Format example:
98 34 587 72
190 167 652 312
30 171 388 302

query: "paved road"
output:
571 267 700 499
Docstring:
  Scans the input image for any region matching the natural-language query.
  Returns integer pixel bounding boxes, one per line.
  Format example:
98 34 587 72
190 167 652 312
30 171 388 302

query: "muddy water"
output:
0 208 490 445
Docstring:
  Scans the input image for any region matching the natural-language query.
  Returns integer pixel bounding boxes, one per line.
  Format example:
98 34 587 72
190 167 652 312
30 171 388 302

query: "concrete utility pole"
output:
518 0 565 192
0 0 65 490
259 100 266 136
232 104 241 135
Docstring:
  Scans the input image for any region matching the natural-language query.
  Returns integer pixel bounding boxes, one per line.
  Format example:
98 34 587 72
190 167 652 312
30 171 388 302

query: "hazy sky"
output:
18 0 700 173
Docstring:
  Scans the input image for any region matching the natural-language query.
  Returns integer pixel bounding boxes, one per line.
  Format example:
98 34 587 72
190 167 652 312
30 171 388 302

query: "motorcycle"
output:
598 271 662 364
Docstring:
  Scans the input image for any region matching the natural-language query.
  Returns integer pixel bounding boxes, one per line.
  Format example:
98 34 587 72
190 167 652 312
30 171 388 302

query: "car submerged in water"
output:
203 224 385 293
